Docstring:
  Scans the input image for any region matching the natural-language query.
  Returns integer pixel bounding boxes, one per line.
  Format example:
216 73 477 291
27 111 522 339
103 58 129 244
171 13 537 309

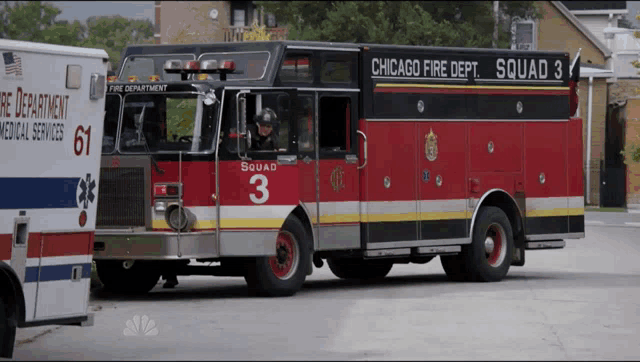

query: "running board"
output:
525 240 565 250
364 245 461 258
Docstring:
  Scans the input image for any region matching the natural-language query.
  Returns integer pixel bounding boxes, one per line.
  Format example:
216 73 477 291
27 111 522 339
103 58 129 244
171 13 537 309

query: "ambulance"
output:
94 41 584 297
0 39 108 357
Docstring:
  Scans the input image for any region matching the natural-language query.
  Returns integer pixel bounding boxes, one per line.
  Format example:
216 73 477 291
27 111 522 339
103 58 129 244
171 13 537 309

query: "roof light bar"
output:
163 58 236 81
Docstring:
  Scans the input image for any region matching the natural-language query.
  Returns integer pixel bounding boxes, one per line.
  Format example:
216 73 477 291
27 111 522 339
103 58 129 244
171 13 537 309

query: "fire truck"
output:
94 41 584 297
0 39 108 357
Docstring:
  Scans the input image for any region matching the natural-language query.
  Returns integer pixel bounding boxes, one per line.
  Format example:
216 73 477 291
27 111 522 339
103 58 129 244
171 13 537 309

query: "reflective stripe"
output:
526 197 584 217
149 197 584 229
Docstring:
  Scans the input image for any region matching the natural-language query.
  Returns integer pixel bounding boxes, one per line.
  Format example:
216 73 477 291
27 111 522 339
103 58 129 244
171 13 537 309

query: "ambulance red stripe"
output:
0 232 93 259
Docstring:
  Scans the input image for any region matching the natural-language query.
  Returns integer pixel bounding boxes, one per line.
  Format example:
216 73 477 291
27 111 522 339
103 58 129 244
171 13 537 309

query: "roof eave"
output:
550 1 613 58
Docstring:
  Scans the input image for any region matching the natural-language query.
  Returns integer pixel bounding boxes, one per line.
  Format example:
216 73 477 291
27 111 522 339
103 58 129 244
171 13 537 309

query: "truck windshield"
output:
113 93 216 154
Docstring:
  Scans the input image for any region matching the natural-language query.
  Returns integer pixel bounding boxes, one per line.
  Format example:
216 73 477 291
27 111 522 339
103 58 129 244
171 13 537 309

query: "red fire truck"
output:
94 41 584 297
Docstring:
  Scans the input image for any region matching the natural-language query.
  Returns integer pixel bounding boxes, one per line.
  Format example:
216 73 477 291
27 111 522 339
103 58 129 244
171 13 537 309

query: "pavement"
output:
11 209 640 360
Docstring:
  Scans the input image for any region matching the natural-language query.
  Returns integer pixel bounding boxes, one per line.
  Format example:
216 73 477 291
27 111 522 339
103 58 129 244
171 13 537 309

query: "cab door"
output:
217 89 299 256
316 91 360 251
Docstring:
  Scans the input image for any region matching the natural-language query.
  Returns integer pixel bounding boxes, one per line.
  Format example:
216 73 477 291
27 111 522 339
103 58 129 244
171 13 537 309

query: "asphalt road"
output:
11 213 640 360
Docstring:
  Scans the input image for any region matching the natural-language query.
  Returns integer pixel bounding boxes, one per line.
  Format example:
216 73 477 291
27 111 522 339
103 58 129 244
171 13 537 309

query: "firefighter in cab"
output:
248 107 279 151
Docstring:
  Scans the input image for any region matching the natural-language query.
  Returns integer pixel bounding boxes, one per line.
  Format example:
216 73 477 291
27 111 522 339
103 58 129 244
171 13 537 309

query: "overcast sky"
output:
49 1 154 23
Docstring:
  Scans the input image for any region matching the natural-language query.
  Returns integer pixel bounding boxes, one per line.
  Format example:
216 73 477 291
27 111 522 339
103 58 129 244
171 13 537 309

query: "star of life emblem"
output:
425 128 438 162
77 173 96 209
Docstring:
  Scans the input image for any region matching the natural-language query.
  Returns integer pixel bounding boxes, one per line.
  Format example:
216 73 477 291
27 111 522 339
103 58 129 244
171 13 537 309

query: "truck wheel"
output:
95 260 160 294
440 254 470 281
0 296 16 359
327 258 393 280
464 206 514 282
247 216 311 297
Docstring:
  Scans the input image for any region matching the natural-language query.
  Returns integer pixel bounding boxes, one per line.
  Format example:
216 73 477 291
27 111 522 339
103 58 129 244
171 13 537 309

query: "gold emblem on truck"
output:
425 128 438 161
331 166 345 192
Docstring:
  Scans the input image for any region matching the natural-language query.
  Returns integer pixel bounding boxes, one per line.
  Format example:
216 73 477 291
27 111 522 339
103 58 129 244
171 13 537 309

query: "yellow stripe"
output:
375 83 569 91
526 208 584 218
420 211 471 220
318 214 361 223
152 218 284 230
152 208 584 229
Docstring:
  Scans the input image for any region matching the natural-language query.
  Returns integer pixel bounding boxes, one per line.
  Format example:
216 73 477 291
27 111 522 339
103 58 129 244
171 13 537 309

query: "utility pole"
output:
492 1 499 48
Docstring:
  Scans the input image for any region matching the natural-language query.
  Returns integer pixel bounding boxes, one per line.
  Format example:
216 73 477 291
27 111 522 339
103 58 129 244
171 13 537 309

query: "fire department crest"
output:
331 166 345 192
425 128 438 161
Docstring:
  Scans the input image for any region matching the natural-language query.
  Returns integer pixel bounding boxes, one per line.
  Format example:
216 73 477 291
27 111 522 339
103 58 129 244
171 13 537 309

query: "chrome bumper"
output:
93 229 277 260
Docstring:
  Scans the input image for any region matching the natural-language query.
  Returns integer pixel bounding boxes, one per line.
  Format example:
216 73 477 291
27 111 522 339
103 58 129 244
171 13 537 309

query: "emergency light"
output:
107 75 117 82
154 183 181 197
128 75 138 82
163 59 236 81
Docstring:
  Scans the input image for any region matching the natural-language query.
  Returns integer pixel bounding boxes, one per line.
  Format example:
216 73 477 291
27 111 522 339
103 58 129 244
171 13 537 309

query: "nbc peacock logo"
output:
123 315 159 336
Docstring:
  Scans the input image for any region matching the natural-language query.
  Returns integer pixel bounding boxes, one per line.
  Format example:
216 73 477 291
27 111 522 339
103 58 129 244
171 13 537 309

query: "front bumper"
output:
93 229 277 260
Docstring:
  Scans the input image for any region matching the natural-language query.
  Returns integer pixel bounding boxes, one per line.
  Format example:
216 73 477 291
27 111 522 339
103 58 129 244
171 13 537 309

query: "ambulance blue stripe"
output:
24 263 91 283
0 177 79 209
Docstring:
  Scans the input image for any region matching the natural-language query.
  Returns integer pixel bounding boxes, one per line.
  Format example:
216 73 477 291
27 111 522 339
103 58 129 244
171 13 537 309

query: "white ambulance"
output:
0 39 108 358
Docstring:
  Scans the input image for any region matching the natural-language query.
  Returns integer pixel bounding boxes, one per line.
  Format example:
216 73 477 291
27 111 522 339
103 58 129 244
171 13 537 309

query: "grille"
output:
97 167 145 227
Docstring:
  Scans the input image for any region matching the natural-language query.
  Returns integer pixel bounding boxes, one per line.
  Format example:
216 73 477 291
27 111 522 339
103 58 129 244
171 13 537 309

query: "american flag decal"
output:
3 52 23 76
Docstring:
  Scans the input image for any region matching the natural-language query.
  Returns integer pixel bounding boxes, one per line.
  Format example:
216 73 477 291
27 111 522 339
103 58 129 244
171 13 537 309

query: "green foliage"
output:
0 1 154 69
81 16 154 69
166 98 196 140
256 1 539 48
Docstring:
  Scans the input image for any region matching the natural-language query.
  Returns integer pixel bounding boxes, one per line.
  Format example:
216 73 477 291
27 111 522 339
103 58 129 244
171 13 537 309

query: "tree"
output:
255 1 539 48
0 2 154 70
0 1 75 42
80 16 154 69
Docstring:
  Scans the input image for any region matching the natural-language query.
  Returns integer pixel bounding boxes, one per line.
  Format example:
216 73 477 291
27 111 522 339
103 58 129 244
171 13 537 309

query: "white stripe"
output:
585 221 604 225
526 197 569 210
26 255 92 267
26 258 40 267
419 199 467 213
39 255 92 266
221 205 293 219
320 201 359 215
568 196 584 209
363 201 417 215
624 222 640 227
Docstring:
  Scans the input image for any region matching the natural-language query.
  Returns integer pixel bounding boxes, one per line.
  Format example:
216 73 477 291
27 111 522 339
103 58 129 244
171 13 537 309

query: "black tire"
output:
95 260 160 295
440 254 471 281
327 258 393 280
462 206 514 282
246 216 311 297
0 296 16 359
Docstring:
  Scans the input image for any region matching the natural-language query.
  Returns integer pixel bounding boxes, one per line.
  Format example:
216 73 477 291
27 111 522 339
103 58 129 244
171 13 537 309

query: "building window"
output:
266 13 277 27
511 18 537 51
233 9 246 27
